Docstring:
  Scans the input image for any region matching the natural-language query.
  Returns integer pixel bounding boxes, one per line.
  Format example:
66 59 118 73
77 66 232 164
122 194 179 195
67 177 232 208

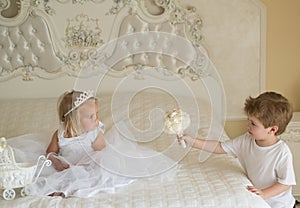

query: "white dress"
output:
7 121 177 198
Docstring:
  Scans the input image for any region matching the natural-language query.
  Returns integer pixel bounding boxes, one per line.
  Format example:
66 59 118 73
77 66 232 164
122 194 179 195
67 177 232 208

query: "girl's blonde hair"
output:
57 90 96 137
244 91 293 136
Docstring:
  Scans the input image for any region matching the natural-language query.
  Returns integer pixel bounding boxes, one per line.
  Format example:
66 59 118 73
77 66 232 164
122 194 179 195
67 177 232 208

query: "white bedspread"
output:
0 150 270 208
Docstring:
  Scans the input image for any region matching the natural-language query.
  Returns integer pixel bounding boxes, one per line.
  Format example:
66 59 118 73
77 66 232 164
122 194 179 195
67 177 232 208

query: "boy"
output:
179 91 296 208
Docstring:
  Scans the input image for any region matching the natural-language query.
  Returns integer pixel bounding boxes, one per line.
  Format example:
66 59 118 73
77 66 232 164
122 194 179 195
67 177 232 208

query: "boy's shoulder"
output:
278 139 293 153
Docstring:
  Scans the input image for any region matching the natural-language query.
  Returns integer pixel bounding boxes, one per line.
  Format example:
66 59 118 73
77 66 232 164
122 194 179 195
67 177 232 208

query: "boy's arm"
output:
46 131 69 171
180 135 227 154
247 182 291 199
92 131 106 151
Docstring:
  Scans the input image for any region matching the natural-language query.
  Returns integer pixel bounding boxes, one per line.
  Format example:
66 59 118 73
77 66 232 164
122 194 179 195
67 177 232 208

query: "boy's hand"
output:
247 185 265 199
177 135 195 147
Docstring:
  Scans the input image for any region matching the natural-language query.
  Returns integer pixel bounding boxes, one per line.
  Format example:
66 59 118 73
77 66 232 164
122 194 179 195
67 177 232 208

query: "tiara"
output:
64 90 94 117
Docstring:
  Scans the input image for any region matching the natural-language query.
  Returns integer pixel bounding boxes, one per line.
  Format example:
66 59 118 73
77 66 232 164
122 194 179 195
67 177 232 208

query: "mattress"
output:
0 93 270 207
1 152 270 208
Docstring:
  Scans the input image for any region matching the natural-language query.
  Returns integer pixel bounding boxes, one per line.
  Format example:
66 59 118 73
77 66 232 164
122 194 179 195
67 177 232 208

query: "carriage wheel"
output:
3 189 16 200
20 188 26 197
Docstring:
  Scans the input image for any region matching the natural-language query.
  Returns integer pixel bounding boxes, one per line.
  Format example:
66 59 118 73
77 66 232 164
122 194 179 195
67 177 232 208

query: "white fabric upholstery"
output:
0 15 62 75
111 15 206 74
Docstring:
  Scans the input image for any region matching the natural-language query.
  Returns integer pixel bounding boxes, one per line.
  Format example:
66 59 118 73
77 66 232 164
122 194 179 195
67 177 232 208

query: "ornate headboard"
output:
0 0 266 119
0 0 206 79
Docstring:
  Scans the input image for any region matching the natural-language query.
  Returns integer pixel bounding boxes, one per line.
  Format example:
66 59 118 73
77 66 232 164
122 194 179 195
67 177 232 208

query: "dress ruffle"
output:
7 121 177 198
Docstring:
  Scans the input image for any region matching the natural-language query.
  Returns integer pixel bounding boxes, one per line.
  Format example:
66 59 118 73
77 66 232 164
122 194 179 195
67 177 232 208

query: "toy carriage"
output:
0 137 51 200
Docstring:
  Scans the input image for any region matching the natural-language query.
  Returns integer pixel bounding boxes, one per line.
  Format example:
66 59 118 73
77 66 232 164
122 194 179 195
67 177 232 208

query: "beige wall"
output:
225 0 300 138
263 0 300 111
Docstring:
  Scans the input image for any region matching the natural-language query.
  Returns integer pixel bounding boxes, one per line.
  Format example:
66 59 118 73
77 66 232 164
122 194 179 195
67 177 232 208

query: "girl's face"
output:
79 99 99 132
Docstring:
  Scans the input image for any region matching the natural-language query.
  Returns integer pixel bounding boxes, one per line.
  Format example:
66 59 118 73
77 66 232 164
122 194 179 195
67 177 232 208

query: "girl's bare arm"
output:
93 131 106 151
46 131 69 171
46 131 59 155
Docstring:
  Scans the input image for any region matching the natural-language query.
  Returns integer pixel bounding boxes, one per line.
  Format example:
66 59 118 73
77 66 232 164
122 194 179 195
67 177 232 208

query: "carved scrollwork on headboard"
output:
0 0 10 11
65 14 104 48
56 0 105 4
0 0 208 81
107 0 203 46
154 0 203 46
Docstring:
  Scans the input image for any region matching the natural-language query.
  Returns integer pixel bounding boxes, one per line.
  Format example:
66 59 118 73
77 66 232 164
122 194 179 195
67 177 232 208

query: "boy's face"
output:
247 115 274 141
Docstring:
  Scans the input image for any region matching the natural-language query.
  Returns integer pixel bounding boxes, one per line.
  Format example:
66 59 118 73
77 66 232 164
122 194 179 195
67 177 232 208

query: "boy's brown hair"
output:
244 91 293 135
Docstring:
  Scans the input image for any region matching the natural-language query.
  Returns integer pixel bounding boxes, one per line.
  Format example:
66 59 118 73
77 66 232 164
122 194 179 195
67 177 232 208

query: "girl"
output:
46 90 106 172
12 90 177 198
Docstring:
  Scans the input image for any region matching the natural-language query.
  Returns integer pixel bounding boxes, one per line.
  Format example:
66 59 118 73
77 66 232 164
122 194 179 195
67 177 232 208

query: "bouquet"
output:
164 109 190 148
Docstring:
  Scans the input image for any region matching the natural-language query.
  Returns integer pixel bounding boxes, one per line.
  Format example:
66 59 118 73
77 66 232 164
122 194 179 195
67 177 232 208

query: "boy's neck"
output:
255 136 279 147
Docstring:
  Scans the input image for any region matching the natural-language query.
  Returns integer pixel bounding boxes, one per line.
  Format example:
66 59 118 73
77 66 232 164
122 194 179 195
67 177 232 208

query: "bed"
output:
0 0 269 207
0 93 271 208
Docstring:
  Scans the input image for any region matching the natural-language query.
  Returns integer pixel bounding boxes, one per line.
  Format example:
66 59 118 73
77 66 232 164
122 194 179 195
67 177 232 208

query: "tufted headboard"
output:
0 14 63 80
0 0 266 119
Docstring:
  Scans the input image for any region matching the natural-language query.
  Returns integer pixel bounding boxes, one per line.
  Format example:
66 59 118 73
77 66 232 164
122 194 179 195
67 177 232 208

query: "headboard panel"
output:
0 0 266 119
111 10 206 78
0 15 63 80
0 0 207 80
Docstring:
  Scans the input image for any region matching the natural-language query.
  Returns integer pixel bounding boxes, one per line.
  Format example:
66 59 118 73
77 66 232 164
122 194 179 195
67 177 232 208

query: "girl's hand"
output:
53 160 70 171
177 135 195 147
247 186 265 199
48 154 70 171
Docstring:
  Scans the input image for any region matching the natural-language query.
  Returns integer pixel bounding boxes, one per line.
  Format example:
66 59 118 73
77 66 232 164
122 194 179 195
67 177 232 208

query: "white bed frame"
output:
0 0 273 207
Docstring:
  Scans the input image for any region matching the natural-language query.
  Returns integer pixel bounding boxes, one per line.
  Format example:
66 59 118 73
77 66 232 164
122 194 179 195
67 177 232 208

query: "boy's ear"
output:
269 126 279 135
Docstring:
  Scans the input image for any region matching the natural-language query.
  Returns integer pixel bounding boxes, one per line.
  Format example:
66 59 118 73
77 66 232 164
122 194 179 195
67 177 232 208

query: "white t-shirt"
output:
221 133 296 208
